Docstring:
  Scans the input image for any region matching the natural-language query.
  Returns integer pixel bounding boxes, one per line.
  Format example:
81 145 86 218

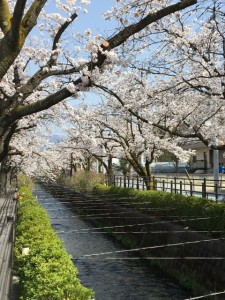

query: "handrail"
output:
0 187 18 300
0 191 15 236
106 174 225 201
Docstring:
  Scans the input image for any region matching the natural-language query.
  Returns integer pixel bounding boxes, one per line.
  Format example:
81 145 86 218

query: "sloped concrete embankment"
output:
43 184 225 297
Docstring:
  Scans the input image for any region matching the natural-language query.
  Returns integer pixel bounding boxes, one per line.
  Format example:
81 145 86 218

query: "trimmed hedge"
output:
14 186 94 300
93 184 225 232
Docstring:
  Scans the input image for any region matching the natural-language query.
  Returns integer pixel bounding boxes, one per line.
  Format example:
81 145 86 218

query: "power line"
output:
72 237 225 259
51 215 218 223
184 290 225 300
57 230 225 234
71 257 225 261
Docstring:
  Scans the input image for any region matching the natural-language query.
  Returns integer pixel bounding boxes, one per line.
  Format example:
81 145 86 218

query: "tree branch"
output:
103 0 197 51
0 122 18 160
1 0 198 132
11 0 27 39
93 83 223 149
0 0 11 33
21 0 47 35
49 11 78 67
0 0 47 81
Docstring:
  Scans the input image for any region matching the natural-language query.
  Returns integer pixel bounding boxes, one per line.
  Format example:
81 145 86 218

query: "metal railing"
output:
107 174 225 201
0 188 18 300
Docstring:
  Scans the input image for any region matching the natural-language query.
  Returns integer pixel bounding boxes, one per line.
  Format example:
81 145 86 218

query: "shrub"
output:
14 187 94 300
60 171 104 192
17 173 35 191
93 184 225 232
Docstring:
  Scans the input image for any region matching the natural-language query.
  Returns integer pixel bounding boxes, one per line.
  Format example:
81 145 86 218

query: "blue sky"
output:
46 0 117 35
69 0 117 106
76 0 116 35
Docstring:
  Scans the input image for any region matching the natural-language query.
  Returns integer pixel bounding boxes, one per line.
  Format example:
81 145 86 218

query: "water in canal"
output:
35 185 192 300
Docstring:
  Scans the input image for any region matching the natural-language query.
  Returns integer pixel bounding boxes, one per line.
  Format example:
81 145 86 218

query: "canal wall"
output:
43 183 225 298
37 184 191 299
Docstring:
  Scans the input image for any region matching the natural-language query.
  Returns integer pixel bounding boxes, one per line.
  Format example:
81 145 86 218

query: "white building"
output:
182 141 225 173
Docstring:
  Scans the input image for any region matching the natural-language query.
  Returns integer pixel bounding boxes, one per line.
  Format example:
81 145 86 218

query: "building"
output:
182 141 225 174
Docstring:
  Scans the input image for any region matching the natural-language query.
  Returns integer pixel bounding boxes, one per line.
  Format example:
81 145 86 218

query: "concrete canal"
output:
35 184 192 300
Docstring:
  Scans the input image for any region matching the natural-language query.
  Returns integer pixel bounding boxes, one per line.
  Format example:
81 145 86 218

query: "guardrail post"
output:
202 178 206 198
136 176 139 190
154 179 157 191
190 182 193 196
162 180 165 192
174 177 177 194
180 181 182 194
215 183 218 202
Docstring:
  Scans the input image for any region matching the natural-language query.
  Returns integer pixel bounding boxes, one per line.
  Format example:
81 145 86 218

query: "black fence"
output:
106 174 225 202
0 188 18 300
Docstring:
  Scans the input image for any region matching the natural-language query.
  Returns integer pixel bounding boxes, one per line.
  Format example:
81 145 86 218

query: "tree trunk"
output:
0 157 11 196
105 157 114 185
145 158 151 190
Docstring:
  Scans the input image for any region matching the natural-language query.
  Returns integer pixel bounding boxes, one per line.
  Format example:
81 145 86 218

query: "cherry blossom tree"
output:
54 100 193 188
0 0 200 193
97 0 225 150
10 124 69 181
